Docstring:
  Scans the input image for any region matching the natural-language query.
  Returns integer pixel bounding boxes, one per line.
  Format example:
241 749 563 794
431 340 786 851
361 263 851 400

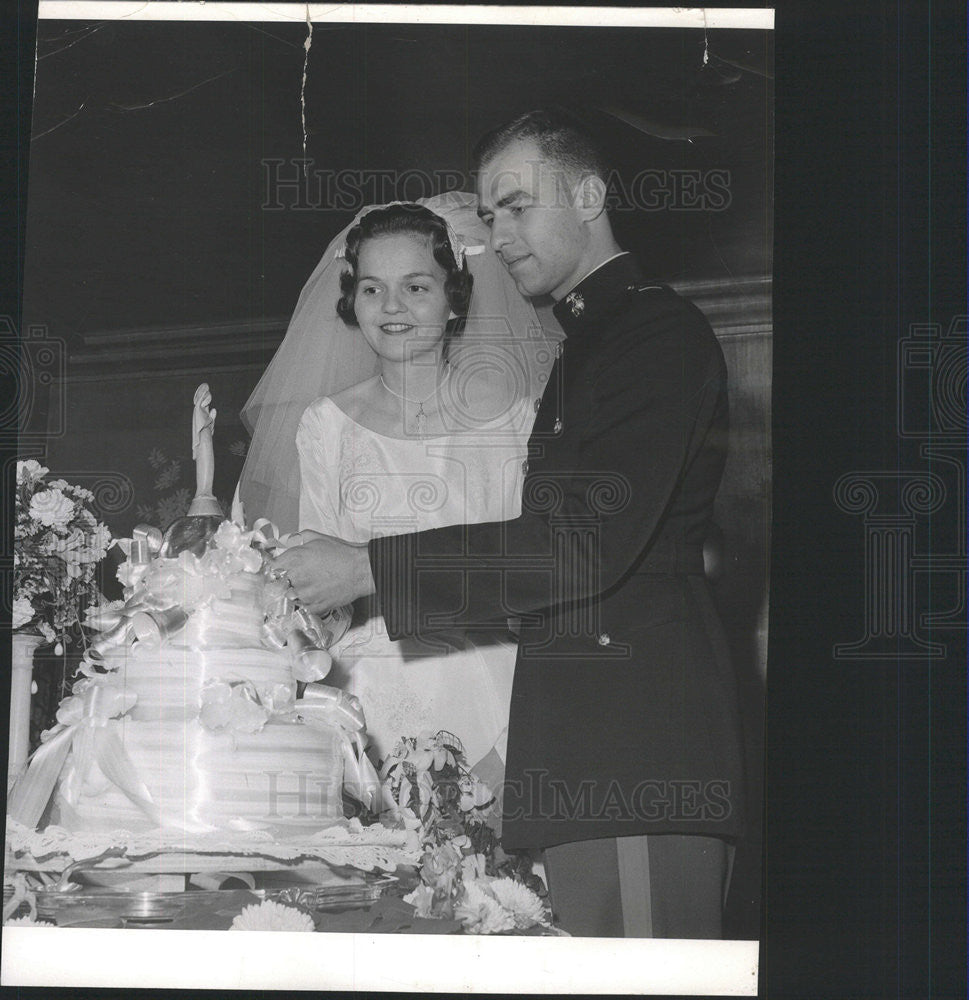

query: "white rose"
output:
29 489 74 529
17 460 48 483
12 595 35 629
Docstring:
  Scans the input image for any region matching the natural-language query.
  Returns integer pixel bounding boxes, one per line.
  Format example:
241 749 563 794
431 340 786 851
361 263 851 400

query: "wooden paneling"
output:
675 275 772 682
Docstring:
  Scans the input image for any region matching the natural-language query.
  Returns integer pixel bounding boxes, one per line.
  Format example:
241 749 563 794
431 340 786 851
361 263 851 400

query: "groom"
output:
275 107 746 938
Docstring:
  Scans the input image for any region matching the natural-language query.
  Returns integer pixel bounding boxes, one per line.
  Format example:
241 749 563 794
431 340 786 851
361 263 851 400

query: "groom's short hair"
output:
472 106 610 184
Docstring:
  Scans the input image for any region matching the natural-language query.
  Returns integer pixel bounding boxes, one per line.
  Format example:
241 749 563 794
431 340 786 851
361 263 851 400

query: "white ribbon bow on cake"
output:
295 684 381 813
6 676 161 831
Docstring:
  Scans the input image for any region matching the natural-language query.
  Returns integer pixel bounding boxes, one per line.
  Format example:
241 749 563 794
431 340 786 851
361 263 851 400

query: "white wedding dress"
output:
297 394 534 771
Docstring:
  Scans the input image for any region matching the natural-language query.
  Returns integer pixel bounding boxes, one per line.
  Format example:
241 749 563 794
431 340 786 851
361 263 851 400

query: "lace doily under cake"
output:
5 818 419 875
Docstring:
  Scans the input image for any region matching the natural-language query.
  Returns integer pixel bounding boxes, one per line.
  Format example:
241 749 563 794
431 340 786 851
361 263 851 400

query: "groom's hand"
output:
271 531 375 614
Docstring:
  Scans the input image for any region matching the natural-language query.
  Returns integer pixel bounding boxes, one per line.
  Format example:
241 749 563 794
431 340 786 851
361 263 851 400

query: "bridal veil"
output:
239 191 560 532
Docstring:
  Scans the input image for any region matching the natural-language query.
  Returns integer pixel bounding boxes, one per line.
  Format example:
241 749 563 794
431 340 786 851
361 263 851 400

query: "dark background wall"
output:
23 21 771 338
20 17 772 938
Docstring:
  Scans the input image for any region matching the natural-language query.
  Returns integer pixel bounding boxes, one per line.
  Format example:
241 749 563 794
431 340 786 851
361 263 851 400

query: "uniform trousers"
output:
543 833 734 938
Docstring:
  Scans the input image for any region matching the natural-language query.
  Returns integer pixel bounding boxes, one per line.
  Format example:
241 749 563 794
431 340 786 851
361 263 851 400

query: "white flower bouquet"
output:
380 730 551 933
12 460 113 651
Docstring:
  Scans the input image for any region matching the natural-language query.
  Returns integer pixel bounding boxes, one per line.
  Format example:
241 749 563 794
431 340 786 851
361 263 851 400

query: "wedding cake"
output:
8 383 373 843
50 534 354 836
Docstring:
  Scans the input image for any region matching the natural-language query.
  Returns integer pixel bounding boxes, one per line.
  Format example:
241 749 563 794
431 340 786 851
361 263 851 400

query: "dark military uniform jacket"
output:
369 253 746 849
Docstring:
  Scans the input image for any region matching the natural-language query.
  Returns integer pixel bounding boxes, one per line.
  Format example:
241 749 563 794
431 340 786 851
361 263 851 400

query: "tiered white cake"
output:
49 538 352 838
7 384 397 877
55 652 345 836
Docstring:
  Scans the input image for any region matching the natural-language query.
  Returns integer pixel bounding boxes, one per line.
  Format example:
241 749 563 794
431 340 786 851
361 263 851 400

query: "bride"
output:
239 194 559 777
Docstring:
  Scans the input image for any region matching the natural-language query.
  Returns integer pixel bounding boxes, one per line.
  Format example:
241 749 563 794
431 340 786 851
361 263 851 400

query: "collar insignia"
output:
565 291 585 317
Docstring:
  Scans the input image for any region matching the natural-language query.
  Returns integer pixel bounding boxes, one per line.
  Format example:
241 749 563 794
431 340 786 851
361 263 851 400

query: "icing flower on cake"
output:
230 900 315 931
132 549 233 612
211 520 264 572
198 672 301 735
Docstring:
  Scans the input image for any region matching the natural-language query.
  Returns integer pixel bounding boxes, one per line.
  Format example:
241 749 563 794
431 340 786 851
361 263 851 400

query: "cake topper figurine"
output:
188 383 223 517
159 383 224 557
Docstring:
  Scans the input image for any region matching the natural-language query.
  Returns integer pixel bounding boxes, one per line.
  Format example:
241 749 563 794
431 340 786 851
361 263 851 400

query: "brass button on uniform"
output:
597 633 611 646
553 417 563 434
522 460 529 475
534 397 542 413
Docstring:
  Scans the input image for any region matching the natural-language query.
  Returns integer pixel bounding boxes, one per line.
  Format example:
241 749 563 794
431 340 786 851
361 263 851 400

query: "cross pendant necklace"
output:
379 365 450 438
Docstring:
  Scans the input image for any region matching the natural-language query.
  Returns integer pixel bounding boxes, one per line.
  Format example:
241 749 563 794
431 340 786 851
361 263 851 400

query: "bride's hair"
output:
336 203 474 329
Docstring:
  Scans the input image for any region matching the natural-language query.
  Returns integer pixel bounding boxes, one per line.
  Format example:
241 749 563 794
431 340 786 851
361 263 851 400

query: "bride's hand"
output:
271 531 375 614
